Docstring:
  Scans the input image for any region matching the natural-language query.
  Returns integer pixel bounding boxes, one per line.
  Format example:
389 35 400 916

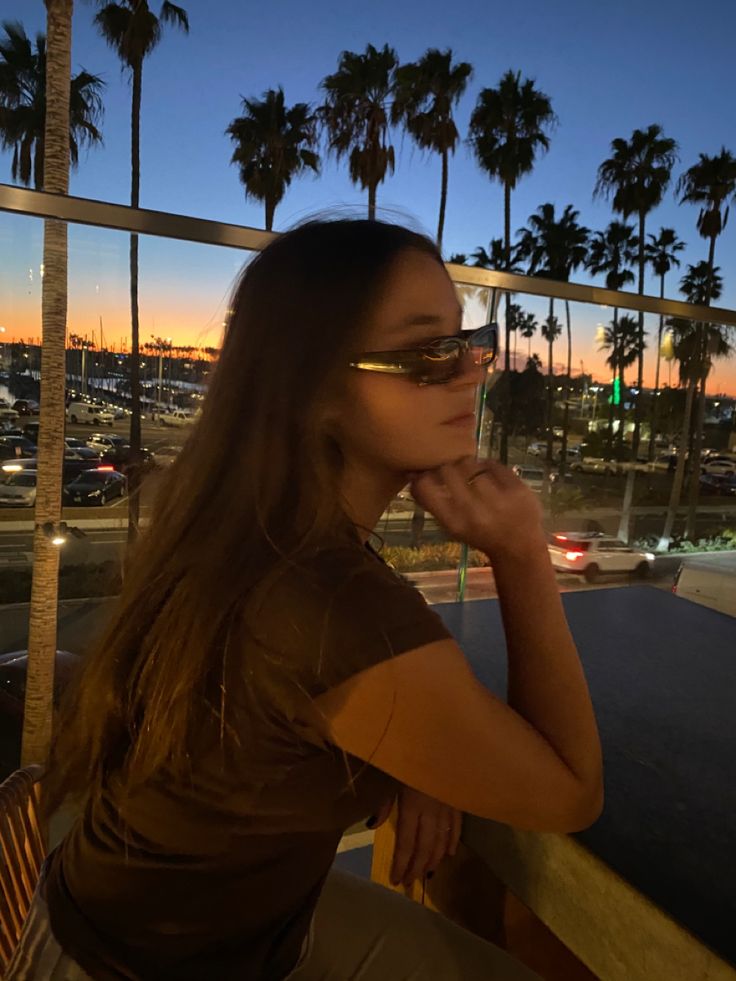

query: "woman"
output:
9 219 603 980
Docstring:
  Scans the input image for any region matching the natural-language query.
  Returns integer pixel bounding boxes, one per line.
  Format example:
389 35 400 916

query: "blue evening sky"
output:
2 0 735 390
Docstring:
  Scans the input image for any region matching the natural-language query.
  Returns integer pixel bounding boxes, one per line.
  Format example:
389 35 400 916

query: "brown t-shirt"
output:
44 543 451 980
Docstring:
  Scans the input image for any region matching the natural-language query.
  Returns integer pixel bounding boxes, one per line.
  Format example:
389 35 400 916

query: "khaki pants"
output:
290 868 542 980
8 868 541 980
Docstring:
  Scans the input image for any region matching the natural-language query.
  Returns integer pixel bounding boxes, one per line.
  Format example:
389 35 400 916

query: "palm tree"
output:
595 125 678 457
319 43 398 220
391 48 472 252
93 0 189 543
471 237 523 367
676 149 736 531
540 312 561 444
645 227 686 452
468 69 555 463
586 221 638 453
447 252 467 264
0 19 103 188
659 264 725 548
516 202 589 471
22 0 73 768
226 87 320 231
598 315 645 448
519 310 538 361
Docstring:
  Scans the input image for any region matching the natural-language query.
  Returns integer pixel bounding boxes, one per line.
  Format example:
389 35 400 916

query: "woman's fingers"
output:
425 809 454 875
390 801 419 886
450 807 463 858
403 812 440 887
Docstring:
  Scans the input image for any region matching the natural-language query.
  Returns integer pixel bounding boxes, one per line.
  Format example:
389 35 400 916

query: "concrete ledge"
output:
463 818 736 981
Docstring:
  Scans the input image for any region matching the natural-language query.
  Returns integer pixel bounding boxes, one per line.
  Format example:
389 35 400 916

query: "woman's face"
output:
335 249 488 475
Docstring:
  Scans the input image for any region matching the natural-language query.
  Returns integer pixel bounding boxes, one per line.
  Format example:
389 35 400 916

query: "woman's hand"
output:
409 456 547 564
370 785 463 887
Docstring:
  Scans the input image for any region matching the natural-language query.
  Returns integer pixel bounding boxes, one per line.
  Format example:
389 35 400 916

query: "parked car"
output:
66 402 115 426
672 553 736 617
0 471 37 507
701 457 736 477
553 446 582 464
2 450 102 482
153 445 181 468
547 532 655 582
570 457 618 476
63 469 127 506
527 441 548 457
12 399 39 416
86 433 128 453
0 435 37 461
0 398 19 424
699 473 736 496
0 649 82 780
21 421 40 444
160 408 196 427
99 444 155 473
64 437 101 459
511 465 545 493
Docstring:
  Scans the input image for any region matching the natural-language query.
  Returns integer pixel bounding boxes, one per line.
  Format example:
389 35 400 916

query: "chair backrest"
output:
0 766 47 975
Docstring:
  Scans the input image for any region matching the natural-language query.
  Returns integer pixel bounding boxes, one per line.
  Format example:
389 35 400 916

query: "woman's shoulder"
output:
244 541 450 693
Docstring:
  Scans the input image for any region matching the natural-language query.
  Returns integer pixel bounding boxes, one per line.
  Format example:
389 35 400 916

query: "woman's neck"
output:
339 461 406 543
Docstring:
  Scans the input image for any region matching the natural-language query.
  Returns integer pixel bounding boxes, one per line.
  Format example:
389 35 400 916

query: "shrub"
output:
382 542 487 574
0 561 122 605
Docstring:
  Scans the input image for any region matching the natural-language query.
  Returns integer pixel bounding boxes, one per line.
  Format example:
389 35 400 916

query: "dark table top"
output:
434 586 736 967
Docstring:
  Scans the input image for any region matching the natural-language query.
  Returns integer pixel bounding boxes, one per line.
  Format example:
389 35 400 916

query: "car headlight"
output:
645 553 655 561
89 489 102 497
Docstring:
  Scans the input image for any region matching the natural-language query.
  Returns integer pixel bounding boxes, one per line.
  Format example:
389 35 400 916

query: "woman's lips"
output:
443 412 476 426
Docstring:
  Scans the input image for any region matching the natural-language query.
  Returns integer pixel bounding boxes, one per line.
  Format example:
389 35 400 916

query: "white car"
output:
512 465 545 493
0 398 19 424
153 445 181 468
160 409 196 428
701 457 736 476
66 402 115 426
570 457 618 476
527 441 548 457
0 470 37 507
547 532 655 583
87 433 128 453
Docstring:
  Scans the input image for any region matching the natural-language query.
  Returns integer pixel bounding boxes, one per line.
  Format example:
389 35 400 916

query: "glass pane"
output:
0 210 249 656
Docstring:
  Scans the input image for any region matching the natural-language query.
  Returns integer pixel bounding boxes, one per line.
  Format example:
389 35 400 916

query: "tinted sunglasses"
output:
349 323 498 386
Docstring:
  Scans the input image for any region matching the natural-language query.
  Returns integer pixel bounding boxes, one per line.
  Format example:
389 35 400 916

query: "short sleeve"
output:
245 546 452 699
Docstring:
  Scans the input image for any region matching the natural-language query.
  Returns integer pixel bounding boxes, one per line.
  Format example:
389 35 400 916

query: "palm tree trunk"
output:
659 377 697 550
684 233 718 540
545 298 555 470
34 140 45 191
606 309 618 456
559 301 572 480
368 182 376 221
265 198 275 231
22 0 73 768
499 181 512 465
631 211 646 460
647 273 666 460
436 148 448 254
127 61 143 545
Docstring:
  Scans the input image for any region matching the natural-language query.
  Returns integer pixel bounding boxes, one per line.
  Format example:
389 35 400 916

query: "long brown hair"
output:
45 217 443 816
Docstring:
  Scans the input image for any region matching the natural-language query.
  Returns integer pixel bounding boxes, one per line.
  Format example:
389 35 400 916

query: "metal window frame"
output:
2 182 735 327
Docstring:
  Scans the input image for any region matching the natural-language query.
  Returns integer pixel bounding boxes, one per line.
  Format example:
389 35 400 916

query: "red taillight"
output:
96 465 115 471
565 550 584 560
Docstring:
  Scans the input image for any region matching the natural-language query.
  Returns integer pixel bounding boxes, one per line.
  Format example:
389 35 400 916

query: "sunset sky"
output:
1 0 735 394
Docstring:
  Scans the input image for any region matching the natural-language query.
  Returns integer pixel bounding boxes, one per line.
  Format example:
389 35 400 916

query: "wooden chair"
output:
0 766 47 975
